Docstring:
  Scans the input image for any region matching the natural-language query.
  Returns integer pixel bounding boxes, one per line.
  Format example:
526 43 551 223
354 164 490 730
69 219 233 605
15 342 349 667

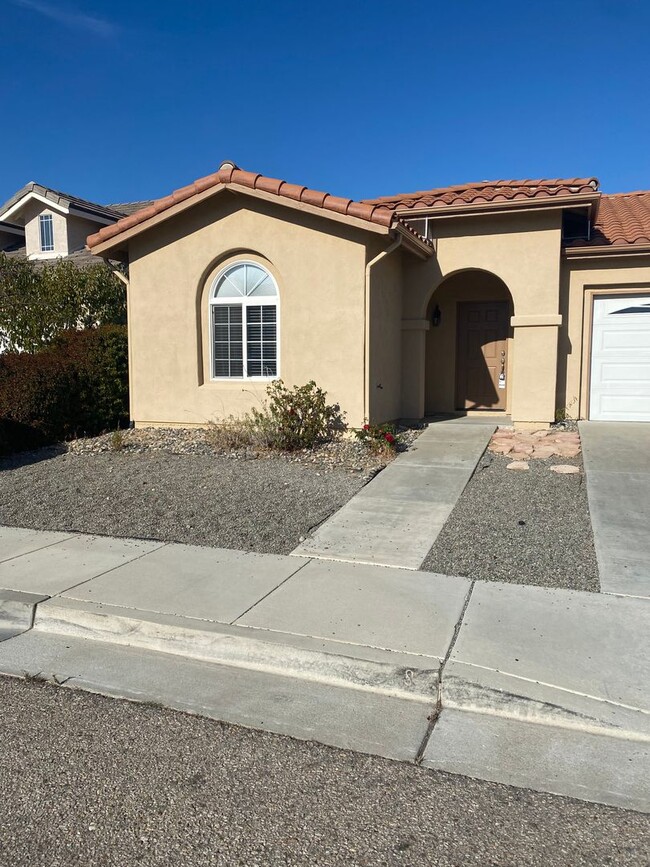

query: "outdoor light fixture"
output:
431 304 442 327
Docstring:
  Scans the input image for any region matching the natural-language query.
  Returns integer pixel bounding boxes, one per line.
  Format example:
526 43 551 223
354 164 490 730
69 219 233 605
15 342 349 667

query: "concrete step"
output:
32 597 441 703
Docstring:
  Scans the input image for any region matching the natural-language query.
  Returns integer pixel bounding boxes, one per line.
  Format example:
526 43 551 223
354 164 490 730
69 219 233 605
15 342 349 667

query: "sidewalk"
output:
0 525 648 812
292 421 495 568
580 421 650 599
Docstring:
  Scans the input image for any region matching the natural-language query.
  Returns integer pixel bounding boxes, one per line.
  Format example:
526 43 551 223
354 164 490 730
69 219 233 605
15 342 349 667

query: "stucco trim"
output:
564 244 650 259
510 314 562 327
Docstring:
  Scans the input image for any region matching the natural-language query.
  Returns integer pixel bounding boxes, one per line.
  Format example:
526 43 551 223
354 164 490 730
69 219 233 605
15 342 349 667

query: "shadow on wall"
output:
424 270 513 415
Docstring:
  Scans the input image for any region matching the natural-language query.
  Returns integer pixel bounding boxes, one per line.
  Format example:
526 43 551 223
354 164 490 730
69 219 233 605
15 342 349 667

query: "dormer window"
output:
39 213 54 252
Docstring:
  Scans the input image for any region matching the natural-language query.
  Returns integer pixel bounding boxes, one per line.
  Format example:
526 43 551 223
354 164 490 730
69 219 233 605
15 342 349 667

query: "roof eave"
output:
394 193 600 220
88 181 393 257
392 222 434 258
563 243 650 258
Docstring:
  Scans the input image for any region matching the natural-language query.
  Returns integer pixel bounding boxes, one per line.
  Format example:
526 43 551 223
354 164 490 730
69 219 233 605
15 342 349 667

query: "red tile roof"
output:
87 161 398 250
87 164 650 254
361 178 600 211
569 191 650 248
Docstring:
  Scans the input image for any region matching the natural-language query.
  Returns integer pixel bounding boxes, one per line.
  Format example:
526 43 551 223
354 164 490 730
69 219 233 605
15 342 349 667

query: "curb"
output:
0 590 49 641
32 597 441 702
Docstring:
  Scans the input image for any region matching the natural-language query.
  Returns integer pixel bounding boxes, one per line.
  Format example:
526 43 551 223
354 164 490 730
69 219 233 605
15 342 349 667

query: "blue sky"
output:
1 0 649 206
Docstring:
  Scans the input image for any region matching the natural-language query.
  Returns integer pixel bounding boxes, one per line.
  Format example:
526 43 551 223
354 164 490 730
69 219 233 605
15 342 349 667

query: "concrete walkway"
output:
0 525 648 812
580 422 650 598
292 421 495 569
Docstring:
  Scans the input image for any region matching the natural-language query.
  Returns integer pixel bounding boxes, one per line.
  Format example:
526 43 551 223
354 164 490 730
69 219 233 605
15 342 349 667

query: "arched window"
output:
210 261 279 379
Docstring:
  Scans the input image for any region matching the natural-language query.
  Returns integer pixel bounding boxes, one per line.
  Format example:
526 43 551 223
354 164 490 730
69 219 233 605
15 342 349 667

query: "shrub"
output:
206 381 347 453
248 380 346 451
0 254 126 353
355 421 400 455
0 325 129 454
205 416 255 451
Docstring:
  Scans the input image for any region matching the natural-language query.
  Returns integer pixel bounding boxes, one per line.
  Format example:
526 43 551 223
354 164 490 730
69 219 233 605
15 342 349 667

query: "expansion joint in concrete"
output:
229 557 312 624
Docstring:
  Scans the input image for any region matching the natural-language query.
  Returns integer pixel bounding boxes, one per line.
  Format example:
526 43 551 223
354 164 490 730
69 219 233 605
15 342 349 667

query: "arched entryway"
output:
425 270 514 415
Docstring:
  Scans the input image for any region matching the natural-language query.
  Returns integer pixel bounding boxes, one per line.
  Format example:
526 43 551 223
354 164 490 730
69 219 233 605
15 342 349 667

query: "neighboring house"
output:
87 160 650 427
0 182 151 265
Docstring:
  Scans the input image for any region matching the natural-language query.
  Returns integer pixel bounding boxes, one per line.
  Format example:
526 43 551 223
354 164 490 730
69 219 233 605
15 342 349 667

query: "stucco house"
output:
0 182 151 265
86 161 650 428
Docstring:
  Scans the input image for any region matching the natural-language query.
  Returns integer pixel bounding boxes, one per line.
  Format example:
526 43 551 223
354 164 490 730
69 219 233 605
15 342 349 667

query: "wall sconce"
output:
431 304 442 327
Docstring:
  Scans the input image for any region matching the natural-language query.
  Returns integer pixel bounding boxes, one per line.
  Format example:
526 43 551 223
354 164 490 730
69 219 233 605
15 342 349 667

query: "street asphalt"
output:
0 677 647 867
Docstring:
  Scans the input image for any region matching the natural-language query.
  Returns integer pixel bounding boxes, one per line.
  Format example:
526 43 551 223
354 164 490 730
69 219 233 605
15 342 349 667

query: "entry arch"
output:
424 269 514 415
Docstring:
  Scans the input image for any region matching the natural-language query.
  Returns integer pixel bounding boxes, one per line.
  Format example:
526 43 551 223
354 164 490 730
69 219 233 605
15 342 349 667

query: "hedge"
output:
0 325 129 454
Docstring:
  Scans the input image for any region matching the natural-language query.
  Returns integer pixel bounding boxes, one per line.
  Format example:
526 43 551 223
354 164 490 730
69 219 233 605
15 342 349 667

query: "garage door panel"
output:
601 329 650 351
599 362 650 384
590 295 650 422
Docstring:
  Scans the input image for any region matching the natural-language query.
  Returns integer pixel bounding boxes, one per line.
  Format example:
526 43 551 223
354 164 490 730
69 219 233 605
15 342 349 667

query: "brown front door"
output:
455 301 509 410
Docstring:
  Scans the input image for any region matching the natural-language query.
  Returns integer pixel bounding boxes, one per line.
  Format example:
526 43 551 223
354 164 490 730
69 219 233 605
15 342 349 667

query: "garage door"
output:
590 294 650 421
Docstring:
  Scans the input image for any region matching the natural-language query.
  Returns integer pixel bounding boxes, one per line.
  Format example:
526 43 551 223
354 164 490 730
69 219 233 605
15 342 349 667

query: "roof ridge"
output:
362 176 599 205
601 190 650 199
88 160 428 250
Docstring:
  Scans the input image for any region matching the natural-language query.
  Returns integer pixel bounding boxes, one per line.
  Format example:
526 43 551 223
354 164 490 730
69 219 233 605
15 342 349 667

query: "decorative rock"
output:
554 444 581 458
530 445 557 459
489 442 514 455
506 461 530 471
510 445 534 457
549 464 580 474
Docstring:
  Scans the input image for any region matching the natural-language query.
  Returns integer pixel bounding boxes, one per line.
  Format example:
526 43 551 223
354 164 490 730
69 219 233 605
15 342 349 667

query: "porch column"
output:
510 314 562 427
400 318 430 419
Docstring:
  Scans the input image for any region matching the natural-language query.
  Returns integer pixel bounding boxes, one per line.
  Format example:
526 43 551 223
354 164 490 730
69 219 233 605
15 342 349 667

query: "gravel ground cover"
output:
0 427 422 554
422 452 600 592
0 448 374 555
1 677 647 867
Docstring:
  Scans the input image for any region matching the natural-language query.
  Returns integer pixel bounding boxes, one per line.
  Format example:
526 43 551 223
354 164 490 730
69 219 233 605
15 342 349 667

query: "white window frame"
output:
39 213 54 252
209 260 280 381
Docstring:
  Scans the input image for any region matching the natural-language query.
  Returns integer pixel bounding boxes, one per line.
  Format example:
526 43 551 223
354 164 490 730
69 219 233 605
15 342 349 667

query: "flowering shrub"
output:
248 380 347 451
355 422 400 453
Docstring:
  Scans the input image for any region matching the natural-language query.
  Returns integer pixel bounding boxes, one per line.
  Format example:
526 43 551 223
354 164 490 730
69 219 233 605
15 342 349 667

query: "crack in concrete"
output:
414 579 476 763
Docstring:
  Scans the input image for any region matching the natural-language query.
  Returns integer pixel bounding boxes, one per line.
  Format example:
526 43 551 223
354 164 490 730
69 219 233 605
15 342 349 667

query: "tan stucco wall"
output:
367 245 404 423
23 201 68 258
126 192 373 427
560 254 650 419
67 215 102 254
401 210 563 425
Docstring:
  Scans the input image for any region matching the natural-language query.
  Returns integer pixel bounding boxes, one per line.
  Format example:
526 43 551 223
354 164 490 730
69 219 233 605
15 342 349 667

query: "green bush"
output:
0 325 129 454
0 254 126 353
248 380 347 451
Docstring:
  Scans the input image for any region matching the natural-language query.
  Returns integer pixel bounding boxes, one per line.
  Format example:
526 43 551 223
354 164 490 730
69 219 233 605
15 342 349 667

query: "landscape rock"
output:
506 461 529 471
549 464 581 474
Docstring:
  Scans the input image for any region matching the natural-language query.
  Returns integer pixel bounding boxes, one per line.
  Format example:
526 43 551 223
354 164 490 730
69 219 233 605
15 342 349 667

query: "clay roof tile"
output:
323 194 353 216
300 188 328 208
254 175 283 195
278 182 306 202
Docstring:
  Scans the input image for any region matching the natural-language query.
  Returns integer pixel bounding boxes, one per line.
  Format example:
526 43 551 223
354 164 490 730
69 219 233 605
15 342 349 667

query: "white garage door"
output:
590 294 650 421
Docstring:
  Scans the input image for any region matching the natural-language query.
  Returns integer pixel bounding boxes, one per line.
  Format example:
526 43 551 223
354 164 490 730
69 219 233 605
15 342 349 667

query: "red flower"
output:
384 433 395 444
362 424 370 430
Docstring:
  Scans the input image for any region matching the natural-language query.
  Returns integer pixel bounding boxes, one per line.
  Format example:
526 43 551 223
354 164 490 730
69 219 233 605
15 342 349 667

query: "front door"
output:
455 301 509 410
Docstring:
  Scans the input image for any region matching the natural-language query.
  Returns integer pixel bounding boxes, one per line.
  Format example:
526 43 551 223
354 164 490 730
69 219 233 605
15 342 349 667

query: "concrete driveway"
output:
579 422 650 598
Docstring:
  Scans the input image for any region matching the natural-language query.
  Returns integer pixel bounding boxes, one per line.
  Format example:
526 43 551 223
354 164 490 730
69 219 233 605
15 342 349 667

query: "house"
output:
0 182 151 265
86 161 650 428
